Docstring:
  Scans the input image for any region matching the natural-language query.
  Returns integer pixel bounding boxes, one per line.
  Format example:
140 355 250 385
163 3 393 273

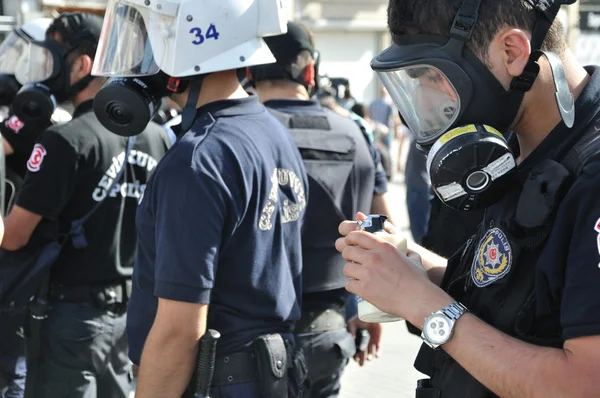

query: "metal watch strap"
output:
441 302 468 322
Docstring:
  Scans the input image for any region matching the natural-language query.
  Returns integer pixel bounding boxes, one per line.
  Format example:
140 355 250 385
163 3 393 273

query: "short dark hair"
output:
388 0 566 60
46 13 102 61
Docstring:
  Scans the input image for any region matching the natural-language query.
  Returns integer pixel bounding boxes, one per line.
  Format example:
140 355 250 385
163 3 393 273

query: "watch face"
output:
424 315 451 345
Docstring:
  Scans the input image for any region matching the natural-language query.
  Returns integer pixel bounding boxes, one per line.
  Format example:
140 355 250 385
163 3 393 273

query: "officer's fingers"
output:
354 351 366 366
345 277 362 296
383 220 399 235
355 212 368 222
339 220 360 237
341 244 373 265
343 261 370 283
335 237 349 254
344 230 383 251
370 340 381 359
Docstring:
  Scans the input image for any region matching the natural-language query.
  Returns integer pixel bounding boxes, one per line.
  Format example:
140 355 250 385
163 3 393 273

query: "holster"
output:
254 334 288 398
253 334 309 398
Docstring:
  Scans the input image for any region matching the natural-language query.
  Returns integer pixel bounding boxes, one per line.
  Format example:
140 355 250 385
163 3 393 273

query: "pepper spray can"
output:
356 215 407 323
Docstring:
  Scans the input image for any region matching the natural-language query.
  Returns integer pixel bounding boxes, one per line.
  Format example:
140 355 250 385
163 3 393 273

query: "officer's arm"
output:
1 205 42 250
439 313 600 397
2 137 14 155
136 298 208 397
0 216 4 245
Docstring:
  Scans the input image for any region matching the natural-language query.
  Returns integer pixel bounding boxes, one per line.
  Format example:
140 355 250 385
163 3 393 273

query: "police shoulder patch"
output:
5 115 24 133
471 228 513 287
27 144 47 173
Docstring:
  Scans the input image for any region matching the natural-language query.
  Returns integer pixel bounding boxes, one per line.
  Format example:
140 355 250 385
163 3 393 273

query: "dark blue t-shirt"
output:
507 66 600 340
127 96 308 363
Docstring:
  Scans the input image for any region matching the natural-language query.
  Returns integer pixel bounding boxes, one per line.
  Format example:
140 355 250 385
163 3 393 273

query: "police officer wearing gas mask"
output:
0 18 73 398
1 12 170 398
248 22 393 397
92 1 309 397
0 18 72 208
337 0 600 396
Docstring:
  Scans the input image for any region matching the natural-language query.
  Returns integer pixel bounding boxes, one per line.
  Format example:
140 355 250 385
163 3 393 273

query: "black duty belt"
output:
48 279 131 311
295 308 346 333
212 351 259 386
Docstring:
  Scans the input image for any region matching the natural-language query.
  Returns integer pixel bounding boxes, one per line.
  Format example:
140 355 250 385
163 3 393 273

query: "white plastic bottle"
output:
356 215 407 323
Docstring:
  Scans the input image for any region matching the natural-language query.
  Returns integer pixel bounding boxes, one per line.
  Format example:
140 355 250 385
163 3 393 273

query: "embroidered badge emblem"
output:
471 228 513 287
27 143 47 172
5 115 24 133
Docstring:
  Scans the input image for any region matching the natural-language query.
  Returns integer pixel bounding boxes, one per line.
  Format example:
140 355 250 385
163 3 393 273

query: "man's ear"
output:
72 54 94 80
246 67 253 82
495 28 532 78
304 62 315 88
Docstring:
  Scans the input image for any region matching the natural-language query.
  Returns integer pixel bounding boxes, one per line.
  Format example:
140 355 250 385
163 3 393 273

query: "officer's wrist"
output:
404 287 454 330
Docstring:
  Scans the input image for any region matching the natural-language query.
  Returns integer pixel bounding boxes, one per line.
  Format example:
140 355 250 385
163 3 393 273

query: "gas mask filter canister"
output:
426 124 516 211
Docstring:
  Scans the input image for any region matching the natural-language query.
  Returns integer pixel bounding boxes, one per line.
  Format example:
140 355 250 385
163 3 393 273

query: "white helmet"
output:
0 18 52 76
93 0 288 78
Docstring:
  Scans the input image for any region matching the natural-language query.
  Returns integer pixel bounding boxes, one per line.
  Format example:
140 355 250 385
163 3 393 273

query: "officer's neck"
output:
171 71 248 110
255 81 310 103
512 50 590 162
72 78 105 109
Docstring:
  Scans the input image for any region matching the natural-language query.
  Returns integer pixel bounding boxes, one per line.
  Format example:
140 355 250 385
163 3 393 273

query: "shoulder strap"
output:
70 136 137 249
560 119 600 176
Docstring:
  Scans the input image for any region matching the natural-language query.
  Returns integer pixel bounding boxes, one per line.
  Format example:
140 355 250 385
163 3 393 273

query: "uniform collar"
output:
511 65 600 168
195 94 265 118
73 100 94 118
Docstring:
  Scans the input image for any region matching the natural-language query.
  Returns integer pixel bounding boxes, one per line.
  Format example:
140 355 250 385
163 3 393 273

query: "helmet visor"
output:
0 32 30 75
93 0 161 77
377 65 460 145
14 41 56 85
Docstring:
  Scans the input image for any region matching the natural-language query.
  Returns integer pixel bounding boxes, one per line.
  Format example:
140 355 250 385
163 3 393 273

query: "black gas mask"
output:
11 38 95 125
94 71 189 137
11 13 103 125
371 0 575 211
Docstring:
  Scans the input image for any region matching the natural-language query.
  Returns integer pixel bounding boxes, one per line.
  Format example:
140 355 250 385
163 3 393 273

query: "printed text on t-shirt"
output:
92 149 159 202
259 168 307 231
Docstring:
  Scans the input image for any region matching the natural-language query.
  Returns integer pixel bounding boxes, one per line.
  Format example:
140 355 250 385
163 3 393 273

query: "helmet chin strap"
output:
180 77 205 133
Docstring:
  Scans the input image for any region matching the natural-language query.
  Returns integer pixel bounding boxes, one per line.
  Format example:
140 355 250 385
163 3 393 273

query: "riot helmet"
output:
0 18 52 106
92 0 288 136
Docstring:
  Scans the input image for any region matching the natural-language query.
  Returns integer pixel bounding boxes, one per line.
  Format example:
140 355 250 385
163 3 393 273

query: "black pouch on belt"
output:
254 334 288 398
288 346 309 398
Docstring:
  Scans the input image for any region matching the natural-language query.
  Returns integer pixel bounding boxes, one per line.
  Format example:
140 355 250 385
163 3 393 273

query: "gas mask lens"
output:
376 65 460 145
92 0 161 77
0 32 29 75
15 42 56 85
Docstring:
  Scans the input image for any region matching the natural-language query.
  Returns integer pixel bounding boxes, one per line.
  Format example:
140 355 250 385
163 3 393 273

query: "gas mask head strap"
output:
450 0 481 42
511 1 572 93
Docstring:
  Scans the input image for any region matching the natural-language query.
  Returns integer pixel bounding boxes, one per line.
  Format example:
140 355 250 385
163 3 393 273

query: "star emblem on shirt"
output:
484 242 501 268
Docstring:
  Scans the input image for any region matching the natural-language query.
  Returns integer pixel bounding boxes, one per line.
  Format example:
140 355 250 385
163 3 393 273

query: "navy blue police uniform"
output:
265 98 383 397
7 100 170 398
414 66 600 397
128 96 309 397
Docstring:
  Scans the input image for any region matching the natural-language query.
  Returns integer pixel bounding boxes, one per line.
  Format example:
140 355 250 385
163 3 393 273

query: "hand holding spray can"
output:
356 215 407 323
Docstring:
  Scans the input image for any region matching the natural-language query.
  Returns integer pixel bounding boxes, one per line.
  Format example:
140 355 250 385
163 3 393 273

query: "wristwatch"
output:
421 302 468 349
